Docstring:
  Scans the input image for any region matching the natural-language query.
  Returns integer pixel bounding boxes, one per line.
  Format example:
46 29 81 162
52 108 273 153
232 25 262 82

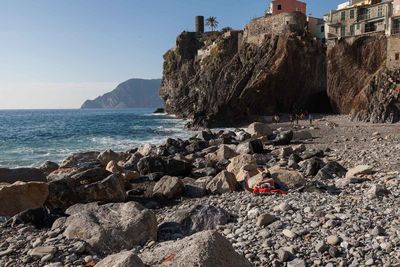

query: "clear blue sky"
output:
0 0 343 108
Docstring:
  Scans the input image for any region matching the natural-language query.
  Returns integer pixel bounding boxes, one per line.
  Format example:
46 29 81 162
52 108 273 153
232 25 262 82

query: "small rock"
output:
256 214 276 227
282 229 297 239
315 241 328 253
327 235 341 246
288 258 306 267
277 249 290 262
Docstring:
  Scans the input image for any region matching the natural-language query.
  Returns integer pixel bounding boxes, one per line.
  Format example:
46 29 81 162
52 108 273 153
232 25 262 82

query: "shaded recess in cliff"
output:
327 34 400 123
161 12 331 128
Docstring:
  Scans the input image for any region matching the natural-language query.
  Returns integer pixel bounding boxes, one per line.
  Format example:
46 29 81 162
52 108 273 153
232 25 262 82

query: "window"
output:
396 53 400 60
350 9 355 19
350 24 355 35
278 4 282 10
378 6 383 17
341 11 346 21
321 26 325 33
356 23 360 30
341 25 346 36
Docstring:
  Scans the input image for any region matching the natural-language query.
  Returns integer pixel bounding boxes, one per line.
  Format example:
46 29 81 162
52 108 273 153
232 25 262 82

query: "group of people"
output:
271 111 313 125
290 111 313 126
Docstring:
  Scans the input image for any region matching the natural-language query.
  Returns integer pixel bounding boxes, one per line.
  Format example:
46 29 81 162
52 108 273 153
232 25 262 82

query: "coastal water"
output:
0 109 192 168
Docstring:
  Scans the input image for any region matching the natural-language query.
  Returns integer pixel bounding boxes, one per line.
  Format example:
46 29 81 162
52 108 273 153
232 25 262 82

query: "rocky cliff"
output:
81 79 162 109
161 13 331 128
327 34 400 123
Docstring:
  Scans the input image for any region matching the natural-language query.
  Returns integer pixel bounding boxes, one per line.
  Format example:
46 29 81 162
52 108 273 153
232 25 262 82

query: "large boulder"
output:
158 205 231 241
137 156 192 176
247 122 272 137
272 131 293 146
346 165 374 178
39 161 59 175
206 171 237 194
123 152 143 171
182 178 207 198
227 154 256 177
46 174 126 209
236 164 259 182
236 139 264 154
139 231 252 267
152 176 184 200
315 161 347 180
106 160 124 174
0 168 46 184
247 173 264 189
97 149 129 166
213 145 238 161
0 182 49 216
299 157 325 177
269 167 305 189
96 251 145 267
63 202 157 255
138 144 156 157
60 152 100 168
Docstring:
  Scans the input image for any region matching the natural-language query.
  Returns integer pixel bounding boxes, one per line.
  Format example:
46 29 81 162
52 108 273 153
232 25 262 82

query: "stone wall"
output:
243 12 306 45
387 36 400 70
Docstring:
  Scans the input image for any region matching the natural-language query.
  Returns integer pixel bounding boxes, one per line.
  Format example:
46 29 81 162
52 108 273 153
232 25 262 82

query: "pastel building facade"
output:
268 0 306 15
324 0 400 39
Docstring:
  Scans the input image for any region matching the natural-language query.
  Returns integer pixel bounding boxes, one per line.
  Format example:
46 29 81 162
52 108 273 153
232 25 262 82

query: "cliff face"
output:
161 13 331 128
82 79 162 109
327 34 400 123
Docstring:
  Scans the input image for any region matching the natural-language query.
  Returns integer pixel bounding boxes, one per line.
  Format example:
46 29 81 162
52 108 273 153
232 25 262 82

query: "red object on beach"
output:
245 174 288 196
252 186 288 195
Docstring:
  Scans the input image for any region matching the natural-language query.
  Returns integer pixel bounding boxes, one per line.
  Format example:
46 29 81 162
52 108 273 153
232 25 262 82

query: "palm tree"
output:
206 16 219 32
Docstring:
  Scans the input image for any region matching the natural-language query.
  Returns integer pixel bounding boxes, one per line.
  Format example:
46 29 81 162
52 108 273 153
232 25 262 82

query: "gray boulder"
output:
158 204 231 241
152 176 184 200
315 161 347 180
139 230 252 267
39 161 59 175
63 202 157 255
182 178 207 198
59 152 100 168
273 131 293 146
46 173 126 209
0 168 46 184
206 171 237 194
96 251 145 267
137 156 192 176
299 157 325 177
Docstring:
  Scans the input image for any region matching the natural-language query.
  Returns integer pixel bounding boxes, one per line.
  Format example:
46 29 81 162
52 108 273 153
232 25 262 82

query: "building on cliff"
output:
267 0 306 15
307 16 326 40
324 0 400 39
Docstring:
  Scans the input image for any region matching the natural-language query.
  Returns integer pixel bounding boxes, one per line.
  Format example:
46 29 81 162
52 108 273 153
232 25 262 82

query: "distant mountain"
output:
81 78 163 109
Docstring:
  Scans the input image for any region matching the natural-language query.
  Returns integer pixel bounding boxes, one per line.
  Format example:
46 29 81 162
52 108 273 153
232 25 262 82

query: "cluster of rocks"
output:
0 117 399 266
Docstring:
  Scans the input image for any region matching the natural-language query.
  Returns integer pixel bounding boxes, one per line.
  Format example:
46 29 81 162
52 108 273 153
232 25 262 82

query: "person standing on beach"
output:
309 113 313 125
290 114 294 126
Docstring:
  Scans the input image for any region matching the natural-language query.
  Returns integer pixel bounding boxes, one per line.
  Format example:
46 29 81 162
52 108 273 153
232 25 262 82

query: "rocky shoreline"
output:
0 115 399 267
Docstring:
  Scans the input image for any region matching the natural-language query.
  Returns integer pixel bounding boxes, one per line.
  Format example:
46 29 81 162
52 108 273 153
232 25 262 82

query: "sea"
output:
0 109 193 168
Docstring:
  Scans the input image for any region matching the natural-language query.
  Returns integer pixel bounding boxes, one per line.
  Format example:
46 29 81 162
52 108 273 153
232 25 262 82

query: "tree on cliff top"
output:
206 16 219 32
